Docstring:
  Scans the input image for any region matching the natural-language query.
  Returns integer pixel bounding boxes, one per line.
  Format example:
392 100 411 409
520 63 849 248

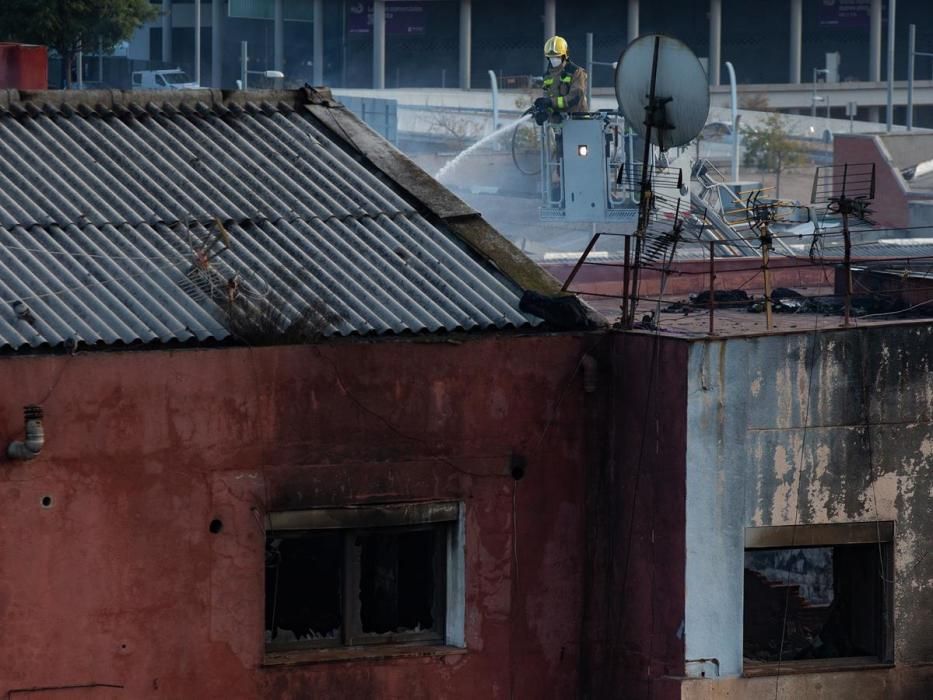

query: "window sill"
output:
743 657 894 678
263 643 468 667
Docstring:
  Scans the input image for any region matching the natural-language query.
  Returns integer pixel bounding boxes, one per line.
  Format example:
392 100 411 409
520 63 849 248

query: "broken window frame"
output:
743 521 895 674
265 501 463 654
344 524 448 647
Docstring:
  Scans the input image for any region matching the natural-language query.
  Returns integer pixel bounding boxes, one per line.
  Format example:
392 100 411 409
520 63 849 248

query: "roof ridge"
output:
0 87 329 113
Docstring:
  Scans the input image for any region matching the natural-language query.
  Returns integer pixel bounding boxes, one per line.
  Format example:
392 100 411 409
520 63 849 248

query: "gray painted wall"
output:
684 324 933 677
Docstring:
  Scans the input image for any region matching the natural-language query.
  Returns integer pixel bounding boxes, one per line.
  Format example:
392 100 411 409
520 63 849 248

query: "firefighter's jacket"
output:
542 60 589 116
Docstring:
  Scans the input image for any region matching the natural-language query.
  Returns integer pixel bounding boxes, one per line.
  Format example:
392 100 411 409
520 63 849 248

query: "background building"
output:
132 2 933 110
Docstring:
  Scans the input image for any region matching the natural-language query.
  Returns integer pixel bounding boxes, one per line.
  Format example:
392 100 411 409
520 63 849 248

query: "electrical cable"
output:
569 252 933 280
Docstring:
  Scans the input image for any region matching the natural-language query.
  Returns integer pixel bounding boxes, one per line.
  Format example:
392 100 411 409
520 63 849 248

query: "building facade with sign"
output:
135 0 933 93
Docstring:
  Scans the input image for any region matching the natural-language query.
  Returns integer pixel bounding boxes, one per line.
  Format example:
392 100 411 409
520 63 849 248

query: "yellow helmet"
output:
544 35 569 59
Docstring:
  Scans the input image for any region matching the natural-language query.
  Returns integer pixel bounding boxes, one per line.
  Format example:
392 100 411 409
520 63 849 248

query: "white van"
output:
131 69 200 90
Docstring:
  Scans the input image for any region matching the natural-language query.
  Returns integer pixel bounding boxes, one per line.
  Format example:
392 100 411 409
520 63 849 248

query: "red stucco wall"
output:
0 334 593 699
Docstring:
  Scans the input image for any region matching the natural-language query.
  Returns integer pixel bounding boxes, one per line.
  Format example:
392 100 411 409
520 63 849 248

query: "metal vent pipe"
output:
7 405 45 460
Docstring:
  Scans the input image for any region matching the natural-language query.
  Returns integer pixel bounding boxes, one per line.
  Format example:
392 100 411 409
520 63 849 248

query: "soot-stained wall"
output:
684 323 933 694
580 332 689 700
0 334 593 699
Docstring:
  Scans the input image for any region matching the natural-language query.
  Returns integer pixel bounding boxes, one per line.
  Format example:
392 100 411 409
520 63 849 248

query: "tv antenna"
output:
614 34 709 327
738 191 810 330
811 163 875 326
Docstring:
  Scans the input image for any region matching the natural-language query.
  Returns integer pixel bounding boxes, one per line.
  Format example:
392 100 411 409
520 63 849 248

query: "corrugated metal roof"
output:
0 94 539 350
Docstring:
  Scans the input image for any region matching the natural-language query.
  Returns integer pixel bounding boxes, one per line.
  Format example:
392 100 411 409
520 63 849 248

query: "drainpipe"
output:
7 405 45 460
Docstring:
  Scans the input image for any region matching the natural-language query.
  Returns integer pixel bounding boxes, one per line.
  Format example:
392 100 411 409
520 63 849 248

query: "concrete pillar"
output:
544 0 557 41
162 0 172 63
627 0 639 45
313 0 324 85
870 0 882 81
194 0 201 85
709 0 721 86
373 0 386 89
869 0 882 122
886 0 895 131
274 0 284 86
459 0 472 89
544 0 556 42
789 0 802 83
211 0 223 87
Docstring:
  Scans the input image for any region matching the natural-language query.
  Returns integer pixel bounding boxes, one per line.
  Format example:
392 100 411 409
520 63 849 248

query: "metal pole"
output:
488 69 499 130
908 23 916 131
627 0 639 45
725 61 738 181
789 0 802 83
373 0 386 89
98 36 103 84
544 0 556 42
341 0 348 87
709 0 721 86
162 0 172 64
762 227 773 331
240 40 247 90
812 68 817 121
708 241 715 336
626 35 661 327
76 48 83 88
734 114 742 182
313 0 324 84
886 0 896 132
585 32 594 108
274 0 284 88
622 235 632 325
459 0 471 89
194 0 201 86
869 0 882 81
212 0 223 87
869 0 882 121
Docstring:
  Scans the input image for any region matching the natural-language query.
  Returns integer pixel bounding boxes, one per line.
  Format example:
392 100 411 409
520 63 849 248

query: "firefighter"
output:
536 35 589 124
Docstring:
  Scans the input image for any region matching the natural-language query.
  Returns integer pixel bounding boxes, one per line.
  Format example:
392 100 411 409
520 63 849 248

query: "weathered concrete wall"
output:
0 334 593 699
681 664 933 700
684 323 933 692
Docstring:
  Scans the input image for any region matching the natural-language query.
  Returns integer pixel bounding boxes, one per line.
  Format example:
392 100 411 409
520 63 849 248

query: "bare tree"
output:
742 113 806 199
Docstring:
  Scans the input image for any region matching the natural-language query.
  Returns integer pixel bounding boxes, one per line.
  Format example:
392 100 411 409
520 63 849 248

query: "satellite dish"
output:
614 34 710 149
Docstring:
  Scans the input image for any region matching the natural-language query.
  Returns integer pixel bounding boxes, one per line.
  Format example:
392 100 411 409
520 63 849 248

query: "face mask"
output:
549 57 563 68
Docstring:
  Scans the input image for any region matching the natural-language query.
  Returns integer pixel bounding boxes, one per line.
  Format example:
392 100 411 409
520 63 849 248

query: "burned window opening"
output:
265 515 454 654
265 531 343 646
358 529 439 635
743 543 891 664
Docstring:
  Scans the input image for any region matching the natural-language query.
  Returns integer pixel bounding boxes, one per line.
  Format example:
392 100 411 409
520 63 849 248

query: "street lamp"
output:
239 41 285 89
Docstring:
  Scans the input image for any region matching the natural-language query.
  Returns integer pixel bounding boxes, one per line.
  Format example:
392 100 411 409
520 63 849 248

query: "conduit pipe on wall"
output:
7 405 44 460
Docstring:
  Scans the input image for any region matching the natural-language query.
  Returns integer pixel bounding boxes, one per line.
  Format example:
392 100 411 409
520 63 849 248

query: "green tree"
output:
742 112 806 199
0 0 157 88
